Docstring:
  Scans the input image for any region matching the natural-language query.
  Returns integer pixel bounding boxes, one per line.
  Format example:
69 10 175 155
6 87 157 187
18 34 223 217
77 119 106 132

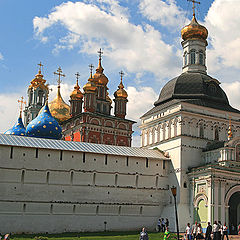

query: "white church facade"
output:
1 8 240 234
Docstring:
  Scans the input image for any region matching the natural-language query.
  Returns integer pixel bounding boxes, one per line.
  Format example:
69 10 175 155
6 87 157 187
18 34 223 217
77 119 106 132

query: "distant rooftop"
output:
0 134 168 160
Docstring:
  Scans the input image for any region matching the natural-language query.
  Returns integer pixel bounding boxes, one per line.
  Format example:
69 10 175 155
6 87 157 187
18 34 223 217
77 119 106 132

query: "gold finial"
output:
89 64 94 78
228 115 233 140
38 62 43 72
17 96 26 118
119 70 124 89
54 67 65 88
187 0 200 17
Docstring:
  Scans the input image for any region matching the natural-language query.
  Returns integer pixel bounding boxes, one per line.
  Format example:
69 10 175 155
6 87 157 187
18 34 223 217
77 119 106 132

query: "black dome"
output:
154 72 229 106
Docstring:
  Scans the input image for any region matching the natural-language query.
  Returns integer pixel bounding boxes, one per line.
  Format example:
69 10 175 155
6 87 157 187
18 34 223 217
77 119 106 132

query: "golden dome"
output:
70 79 83 100
114 78 128 99
181 15 208 41
83 76 97 93
29 70 49 91
92 51 109 86
49 86 71 122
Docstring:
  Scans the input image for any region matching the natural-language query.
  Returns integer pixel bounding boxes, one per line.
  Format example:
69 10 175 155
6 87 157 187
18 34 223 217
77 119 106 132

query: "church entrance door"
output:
229 191 240 232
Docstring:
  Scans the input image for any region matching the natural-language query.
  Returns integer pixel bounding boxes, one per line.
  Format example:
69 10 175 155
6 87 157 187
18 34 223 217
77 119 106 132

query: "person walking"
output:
218 221 223 240
196 223 204 239
157 218 162 232
163 226 170 240
222 223 229 240
213 221 220 240
192 221 198 240
165 218 169 228
161 218 166 232
185 223 191 240
205 222 212 240
139 227 149 240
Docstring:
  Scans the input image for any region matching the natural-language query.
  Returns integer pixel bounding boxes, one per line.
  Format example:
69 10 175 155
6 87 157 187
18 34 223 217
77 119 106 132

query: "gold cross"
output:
187 0 200 17
89 64 94 77
119 70 124 81
54 67 65 86
97 48 103 60
75 72 80 81
17 96 26 112
38 62 43 72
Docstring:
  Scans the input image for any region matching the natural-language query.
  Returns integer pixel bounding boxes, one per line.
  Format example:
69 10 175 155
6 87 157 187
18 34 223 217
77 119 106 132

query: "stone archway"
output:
226 185 240 233
194 193 208 228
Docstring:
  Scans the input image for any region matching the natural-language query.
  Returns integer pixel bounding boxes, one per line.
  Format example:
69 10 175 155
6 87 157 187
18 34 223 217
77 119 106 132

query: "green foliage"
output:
34 237 48 240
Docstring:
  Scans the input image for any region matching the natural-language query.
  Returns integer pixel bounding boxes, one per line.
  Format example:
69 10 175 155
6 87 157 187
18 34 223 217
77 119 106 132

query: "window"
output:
105 154 108 165
10 146 13 159
199 124 204 138
215 127 219 141
60 150 63 161
184 52 188 66
146 158 149 168
35 148 38 158
163 160 166 169
199 51 204 65
190 50 196 64
83 152 86 163
126 156 129 166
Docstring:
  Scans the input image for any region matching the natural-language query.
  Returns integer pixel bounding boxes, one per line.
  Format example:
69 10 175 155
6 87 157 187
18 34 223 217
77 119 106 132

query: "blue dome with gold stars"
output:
5 113 26 136
26 103 62 140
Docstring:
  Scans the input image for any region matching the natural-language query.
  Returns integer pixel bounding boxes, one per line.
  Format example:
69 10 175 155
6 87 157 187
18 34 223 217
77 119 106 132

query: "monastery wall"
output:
0 145 170 233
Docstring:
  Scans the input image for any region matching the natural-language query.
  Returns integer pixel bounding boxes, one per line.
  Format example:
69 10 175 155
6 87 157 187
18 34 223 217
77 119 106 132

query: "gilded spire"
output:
89 64 94 79
83 64 97 92
96 48 104 73
119 70 124 89
228 116 233 140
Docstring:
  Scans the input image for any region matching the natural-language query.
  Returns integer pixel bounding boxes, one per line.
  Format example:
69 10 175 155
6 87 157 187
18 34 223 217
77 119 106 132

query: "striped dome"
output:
26 103 62 140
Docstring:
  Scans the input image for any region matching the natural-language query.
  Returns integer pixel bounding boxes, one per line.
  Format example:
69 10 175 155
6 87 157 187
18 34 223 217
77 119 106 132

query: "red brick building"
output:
61 50 135 146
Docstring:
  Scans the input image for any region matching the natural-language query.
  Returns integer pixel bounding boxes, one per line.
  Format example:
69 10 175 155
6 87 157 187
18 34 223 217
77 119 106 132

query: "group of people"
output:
157 218 169 232
186 221 229 240
140 227 170 240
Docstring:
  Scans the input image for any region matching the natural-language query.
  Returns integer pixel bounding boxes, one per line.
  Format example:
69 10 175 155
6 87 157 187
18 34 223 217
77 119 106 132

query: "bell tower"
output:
181 0 208 74
23 62 49 126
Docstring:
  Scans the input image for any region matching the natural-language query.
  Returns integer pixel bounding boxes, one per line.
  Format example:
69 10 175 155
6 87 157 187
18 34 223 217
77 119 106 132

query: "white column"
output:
214 180 219 221
221 181 226 224
207 179 212 223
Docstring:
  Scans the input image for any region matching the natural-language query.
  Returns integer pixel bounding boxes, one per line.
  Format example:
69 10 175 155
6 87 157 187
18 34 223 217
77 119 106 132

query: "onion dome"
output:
26 103 62 140
5 112 26 136
70 79 83 100
181 15 208 41
83 66 97 93
28 69 49 92
49 86 71 122
114 71 128 99
93 49 109 85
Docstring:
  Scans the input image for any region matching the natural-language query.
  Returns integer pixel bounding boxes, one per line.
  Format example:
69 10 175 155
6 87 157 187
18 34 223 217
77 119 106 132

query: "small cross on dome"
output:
187 0 200 17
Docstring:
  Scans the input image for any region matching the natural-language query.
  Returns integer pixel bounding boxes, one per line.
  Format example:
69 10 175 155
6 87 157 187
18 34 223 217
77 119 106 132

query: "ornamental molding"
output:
194 192 208 208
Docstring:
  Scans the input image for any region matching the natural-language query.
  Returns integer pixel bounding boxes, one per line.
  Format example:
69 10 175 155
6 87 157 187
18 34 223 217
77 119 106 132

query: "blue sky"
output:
1 0 240 146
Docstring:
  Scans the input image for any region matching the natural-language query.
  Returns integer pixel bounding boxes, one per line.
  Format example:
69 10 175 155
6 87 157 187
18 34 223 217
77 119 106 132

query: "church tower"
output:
23 63 49 126
114 71 128 118
69 72 83 117
140 1 240 231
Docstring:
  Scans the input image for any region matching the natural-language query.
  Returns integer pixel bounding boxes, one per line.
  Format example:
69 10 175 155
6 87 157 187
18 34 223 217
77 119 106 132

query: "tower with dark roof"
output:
140 6 240 231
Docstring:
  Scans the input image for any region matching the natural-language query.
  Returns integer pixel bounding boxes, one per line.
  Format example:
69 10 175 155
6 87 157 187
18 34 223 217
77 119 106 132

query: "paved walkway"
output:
229 236 240 239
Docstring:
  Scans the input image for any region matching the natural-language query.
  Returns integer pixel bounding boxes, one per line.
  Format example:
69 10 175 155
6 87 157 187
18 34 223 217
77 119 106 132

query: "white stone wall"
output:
0 145 170 233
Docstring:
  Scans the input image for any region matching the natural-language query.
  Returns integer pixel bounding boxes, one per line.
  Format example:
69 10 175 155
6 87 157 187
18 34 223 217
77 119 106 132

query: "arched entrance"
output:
229 192 240 229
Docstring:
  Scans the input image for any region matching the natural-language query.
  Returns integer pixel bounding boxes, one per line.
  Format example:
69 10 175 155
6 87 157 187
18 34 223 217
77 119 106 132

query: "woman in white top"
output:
196 223 204 239
185 223 191 240
222 223 229 240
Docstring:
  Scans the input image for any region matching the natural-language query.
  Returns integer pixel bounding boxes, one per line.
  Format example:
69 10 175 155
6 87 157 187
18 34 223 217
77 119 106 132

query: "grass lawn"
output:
11 231 179 240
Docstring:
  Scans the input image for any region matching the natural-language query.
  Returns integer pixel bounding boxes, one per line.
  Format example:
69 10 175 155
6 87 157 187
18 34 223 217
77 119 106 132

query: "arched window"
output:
199 51 204 65
184 52 188 66
190 50 196 64
199 124 204 138
214 127 219 141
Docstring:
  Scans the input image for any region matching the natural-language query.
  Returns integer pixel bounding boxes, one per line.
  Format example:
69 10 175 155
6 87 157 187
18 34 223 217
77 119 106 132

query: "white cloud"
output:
139 0 187 29
222 81 240 110
0 93 23 133
33 1 180 78
205 0 240 72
